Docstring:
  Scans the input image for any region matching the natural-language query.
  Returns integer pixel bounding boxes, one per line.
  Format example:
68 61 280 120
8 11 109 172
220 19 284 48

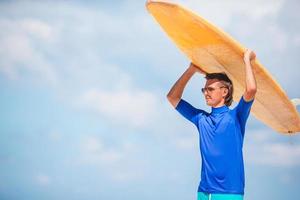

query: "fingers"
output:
189 62 195 68
251 51 256 60
190 63 206 75
244 48 256 61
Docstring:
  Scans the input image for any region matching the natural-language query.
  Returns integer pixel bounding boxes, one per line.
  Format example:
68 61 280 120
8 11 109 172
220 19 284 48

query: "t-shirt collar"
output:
211 105 229 114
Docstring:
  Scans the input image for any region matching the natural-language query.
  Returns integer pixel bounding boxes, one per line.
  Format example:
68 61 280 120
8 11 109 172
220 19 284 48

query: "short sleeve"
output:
235 95 254 132
175 99 206 125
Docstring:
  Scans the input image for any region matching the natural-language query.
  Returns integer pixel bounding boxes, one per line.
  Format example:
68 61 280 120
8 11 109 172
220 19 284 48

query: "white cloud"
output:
245 129 300 167
35 173 51 186
266 24 288 52
77 135 147 183
110 170 145 183
20 18 54 40
259 143 300 167
0 18 57 83
0 1 166 131
248 129 272 143
293 35 300 47
174 0 284 27
82 136 104 153
81 148 122 165
80 87 158 127
79 136 122 165
48 130 63 142
173 135 198 150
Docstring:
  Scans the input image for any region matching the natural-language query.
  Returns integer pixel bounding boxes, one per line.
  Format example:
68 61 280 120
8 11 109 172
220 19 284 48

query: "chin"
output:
206 101 213 106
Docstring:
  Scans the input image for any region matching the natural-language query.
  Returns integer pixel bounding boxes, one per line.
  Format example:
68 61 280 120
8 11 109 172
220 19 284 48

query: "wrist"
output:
243 58 251 64
187 66 196 74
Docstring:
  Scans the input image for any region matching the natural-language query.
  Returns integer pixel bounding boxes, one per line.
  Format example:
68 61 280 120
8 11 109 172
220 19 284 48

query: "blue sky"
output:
0 0 300 200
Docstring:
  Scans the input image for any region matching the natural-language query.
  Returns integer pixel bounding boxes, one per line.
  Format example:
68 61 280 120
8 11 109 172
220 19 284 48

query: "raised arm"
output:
243 49 257 102
167 63 206 108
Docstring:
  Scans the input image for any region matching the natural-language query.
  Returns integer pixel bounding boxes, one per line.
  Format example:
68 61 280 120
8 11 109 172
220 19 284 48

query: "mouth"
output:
205 96 211 101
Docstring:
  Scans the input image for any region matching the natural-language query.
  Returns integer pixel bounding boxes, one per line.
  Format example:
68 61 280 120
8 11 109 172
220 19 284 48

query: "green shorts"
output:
198 192 244 200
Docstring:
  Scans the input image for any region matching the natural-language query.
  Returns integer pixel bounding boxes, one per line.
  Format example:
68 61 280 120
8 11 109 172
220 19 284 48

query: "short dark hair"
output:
205 72 233 106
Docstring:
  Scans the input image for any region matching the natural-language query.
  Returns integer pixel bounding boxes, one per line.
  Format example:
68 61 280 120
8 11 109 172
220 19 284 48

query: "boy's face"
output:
203 79 228 107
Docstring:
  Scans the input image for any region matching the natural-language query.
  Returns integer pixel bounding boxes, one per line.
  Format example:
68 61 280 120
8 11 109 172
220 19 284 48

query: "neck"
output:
212 100 226 108
211 104 229 114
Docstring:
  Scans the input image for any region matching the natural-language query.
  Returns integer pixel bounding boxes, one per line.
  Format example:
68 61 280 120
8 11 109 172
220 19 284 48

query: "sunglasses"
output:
201 86 227 94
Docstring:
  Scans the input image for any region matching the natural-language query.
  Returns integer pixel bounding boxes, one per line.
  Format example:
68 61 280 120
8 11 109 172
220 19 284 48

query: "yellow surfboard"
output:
146 0 300 134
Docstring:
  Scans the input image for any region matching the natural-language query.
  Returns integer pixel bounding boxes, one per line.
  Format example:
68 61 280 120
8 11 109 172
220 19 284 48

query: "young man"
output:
167 49 257 200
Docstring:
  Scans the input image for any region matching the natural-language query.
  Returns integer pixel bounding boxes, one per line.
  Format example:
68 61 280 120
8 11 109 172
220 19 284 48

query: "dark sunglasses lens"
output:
208 87 215 92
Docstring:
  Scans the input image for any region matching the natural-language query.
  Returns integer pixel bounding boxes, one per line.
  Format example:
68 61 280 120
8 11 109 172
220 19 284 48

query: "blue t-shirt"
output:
175 96 254 194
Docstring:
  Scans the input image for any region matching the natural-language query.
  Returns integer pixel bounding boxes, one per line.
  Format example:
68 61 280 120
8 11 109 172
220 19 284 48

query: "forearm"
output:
167 67 196 106
244 60 257 91
242 49 257 101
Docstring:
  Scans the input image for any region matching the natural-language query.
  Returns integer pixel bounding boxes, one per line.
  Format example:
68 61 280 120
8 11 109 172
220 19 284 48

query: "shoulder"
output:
234 95 255 109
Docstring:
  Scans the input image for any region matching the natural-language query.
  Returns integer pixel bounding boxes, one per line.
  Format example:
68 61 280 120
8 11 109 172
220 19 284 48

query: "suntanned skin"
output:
167 49 257 108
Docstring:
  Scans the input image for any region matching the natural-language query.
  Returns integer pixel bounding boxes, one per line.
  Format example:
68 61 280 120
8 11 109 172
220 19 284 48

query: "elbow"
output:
246 82 257 93
245 87 257 98
246 87 257 94
166 94 175 103
166 94 180 108
166 94 173 103
166 93 172 101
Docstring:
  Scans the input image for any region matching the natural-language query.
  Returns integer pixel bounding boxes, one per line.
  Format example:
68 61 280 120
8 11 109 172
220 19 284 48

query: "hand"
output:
244 49 256 63
188 63 206 75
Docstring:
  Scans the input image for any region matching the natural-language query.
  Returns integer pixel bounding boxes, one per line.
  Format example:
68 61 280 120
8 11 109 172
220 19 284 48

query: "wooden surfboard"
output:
146 0 300 134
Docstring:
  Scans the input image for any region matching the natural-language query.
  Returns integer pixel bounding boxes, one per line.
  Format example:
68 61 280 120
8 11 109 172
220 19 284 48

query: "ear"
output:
222 88 228 97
